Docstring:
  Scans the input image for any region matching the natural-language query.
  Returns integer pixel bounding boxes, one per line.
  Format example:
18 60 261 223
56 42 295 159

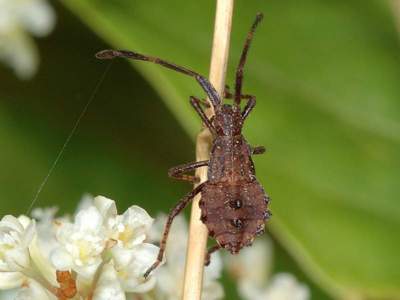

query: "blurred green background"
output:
1 0 400 299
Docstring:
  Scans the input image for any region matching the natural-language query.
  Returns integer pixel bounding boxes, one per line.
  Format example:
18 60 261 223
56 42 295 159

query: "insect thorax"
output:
207 135 256 183
213 104 243 136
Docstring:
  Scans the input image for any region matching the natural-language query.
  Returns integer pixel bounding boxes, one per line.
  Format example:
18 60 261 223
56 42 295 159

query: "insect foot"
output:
143 260 160 279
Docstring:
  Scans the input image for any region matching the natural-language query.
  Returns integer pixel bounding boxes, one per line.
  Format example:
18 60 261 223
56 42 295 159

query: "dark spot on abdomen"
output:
231 219 244 229
229 199 243 209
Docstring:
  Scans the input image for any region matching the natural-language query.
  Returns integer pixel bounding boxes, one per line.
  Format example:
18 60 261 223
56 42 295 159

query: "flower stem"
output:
182 0 234 299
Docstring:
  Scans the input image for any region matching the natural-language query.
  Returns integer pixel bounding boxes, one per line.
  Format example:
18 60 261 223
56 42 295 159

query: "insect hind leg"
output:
143 183 206 278
168 160 209 183
204 244 222 266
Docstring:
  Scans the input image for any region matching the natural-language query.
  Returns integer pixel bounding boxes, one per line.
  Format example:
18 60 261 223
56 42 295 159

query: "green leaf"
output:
61 0 400 298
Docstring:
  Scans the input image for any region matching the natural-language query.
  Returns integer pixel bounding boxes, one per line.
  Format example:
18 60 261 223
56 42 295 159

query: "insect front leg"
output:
241 96 256 120
190 96 215 133
197 98 211 108
168 160 209 183
143 183 206 278
204 244 222 266
251 145 266 155
223 84 234 99
223 85 253 101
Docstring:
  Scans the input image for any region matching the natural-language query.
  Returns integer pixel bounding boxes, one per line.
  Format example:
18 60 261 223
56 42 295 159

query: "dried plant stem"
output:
390 0 400 33
182 0 234 299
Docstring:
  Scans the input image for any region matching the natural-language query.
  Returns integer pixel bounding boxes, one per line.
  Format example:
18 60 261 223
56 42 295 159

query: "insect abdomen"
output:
199 181 270 254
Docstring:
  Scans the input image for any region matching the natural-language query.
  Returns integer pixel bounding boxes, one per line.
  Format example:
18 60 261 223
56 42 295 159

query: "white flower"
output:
109 205 153 250
93 196 157 293
51 205 107 279
92 261 125 300
0 215 35 289
0 214 59 297
253 273 310 300
0 0 55 79
113 243 158 293
226 238 273 286
51 195 160 294
0 195 166 300
150 214 224 300
30 207 65 286
75 194 99 215
31 207 62 258
226 238 310 300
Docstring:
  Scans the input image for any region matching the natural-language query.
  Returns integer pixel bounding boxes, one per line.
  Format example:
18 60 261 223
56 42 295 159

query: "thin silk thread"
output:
26 61 113 214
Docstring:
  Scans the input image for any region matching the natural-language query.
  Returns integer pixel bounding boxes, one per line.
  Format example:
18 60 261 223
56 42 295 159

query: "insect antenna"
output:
234 13 264 106
95 50 221 108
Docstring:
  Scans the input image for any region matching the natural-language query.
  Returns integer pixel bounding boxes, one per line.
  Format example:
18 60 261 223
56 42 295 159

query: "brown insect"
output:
96 12 270 278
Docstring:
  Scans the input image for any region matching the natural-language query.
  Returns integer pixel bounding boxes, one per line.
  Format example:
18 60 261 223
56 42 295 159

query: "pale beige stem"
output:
182 0 234 299
390 0 400 33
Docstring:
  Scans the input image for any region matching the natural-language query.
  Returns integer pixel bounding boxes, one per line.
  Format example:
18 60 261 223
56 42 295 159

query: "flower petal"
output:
0 30 38 79
0 272 24 289
75 206 104 233
17 0 56 37
0 215 36 272
114 243 159 293
29 236 57 286
0 215 24 234
50 247 73 271
92 262 125 300
239 273 310 300
14 279 56 300
94 196 117 221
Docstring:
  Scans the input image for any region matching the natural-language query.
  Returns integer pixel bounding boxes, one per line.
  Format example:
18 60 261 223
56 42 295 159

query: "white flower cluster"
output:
0 196 160 300
0 194 310 300
226 238 310 300
0 0 55 79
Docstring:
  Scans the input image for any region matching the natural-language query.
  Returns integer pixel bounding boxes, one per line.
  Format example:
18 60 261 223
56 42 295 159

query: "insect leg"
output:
168 160 209 183
197 98 211 108
242 96 256 120
224 84 255 101
190 96 215 132
204 244 222 266
223 84 233 99
234 13 264 105
143 182 206 278
96 50 221 108
251 146 266 155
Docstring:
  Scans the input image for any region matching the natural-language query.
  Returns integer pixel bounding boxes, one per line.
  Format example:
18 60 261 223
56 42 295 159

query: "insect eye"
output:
229 199 242 209
231 219 244 229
